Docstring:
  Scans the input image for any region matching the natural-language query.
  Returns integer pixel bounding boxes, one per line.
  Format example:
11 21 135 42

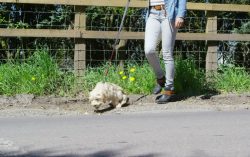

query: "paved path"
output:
1 110 250 157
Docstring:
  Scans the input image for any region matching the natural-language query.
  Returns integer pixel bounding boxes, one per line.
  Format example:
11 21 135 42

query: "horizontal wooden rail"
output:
0 0 147 7
0 29 79 38
1 29 250 41
0 0 250 12
187 3 250 12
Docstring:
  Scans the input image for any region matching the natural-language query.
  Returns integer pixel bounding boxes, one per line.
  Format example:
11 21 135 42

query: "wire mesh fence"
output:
0 4 250 72
1 5 250 32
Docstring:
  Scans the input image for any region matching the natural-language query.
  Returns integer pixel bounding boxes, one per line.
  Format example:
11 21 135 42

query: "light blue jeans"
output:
144 8 177 90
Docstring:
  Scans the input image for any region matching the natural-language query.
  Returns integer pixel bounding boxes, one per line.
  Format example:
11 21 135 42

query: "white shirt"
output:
150 0 165 6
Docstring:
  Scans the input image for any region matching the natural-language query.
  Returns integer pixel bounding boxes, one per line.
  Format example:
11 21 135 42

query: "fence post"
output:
205 11 218 76
74 6 86 85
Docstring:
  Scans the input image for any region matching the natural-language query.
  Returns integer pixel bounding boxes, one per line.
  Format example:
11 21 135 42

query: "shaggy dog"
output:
89 82 129 110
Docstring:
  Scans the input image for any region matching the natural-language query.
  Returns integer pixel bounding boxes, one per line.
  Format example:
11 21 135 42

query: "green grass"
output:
1 51 249 96
212 65 250 93
0 50 75 96
174 58 207 96
81 58 207 96
81 62 155 94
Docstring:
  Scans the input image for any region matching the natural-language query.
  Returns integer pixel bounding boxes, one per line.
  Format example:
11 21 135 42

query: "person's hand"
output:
175 17 184 29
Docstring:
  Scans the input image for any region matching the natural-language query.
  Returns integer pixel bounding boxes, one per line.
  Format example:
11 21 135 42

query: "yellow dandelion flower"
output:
129 77 136 82
122 76 127 80
130 68 136 73
31 77 36 81
119 71 124 75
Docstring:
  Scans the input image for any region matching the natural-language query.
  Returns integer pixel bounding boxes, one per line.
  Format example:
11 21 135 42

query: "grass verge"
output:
0 50 75 96
1 51 249 96
212 65 250 93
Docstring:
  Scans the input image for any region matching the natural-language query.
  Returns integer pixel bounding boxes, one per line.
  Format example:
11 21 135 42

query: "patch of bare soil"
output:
0 93 250 117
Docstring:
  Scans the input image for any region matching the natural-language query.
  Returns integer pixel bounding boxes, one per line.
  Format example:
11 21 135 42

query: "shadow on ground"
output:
1 149 160 157
0 149 218 157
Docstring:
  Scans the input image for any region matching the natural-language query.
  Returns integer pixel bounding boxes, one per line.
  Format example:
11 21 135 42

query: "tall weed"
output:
213 65 250 93
0 50 73 95
82 59 206 95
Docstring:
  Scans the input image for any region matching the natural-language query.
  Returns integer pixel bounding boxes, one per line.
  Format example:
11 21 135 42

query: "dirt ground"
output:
0 93 250 117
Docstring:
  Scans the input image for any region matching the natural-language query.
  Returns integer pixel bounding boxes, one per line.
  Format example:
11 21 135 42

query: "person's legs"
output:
155 17 177 104
161 18 177 91
144 13 164 80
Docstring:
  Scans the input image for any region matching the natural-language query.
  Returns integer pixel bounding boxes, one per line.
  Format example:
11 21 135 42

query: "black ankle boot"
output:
155 88 175 104
152 76 165 95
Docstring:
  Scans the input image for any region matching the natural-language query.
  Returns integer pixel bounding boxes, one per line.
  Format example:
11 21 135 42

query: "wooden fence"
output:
0 0 250 76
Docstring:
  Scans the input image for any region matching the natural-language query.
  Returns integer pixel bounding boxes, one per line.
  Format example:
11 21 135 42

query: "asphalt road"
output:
1 110 250 157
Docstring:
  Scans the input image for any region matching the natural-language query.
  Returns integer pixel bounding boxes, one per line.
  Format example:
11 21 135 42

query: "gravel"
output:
0 93 250 117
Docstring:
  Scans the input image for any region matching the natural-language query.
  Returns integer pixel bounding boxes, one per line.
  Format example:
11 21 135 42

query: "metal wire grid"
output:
1 6 250 34
203 0 250 4
0 5 250 71
1 41 249 71
0 4 74 29
0 49 74 70
218 41 250 68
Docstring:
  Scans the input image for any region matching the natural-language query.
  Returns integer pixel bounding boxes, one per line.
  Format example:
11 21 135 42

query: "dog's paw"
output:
116 104 122 108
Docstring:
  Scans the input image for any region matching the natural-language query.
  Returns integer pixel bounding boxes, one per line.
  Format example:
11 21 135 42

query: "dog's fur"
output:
89 82 129 110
